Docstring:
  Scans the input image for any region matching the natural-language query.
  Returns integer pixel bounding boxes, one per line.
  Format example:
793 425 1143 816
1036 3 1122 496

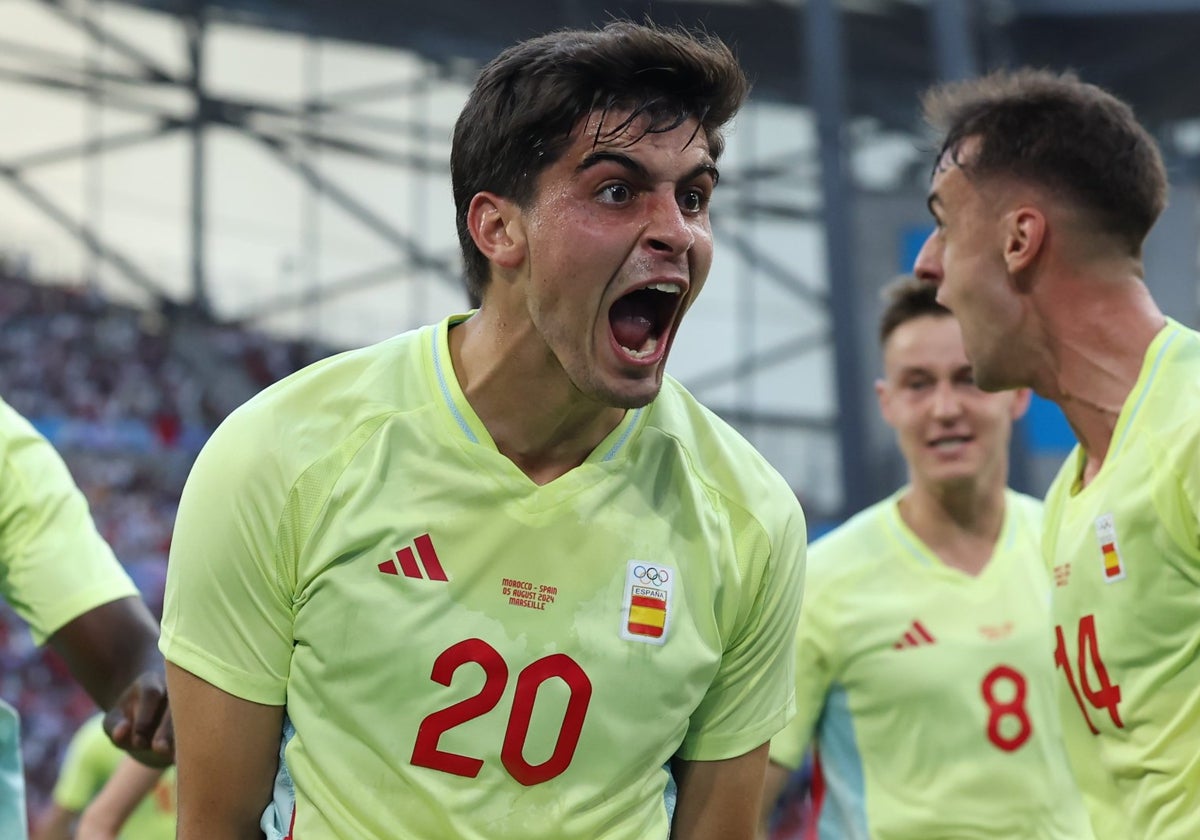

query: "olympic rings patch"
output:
633 565 670 585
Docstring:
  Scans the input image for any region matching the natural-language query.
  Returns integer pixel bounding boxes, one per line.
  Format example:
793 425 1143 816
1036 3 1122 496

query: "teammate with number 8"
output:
159 20 807 840
760 277 1091 839
913 69 1200 840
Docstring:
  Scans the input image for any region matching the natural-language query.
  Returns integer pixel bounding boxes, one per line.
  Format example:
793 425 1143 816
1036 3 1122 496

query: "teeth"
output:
647 282 681 294
932 437 969 448
620 337 660 358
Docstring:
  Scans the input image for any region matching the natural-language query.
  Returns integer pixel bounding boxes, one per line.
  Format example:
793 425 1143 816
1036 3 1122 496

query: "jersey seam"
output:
269 408 419 604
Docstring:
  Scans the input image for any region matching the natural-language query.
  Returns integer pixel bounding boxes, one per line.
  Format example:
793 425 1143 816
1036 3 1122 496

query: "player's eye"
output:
679 187 708 214
598 183 633 205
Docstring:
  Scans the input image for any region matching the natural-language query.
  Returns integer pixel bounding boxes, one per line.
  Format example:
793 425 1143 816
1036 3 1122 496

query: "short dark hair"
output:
922 68 1167 257
879 274 951 346
451 20 749 301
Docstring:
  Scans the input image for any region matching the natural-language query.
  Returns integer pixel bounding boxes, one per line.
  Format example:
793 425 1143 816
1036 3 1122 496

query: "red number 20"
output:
410 638 593 785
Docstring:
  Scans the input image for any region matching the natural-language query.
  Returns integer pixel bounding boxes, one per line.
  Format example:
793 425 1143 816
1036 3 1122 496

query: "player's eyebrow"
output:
578 151 648 179
577 152 720 187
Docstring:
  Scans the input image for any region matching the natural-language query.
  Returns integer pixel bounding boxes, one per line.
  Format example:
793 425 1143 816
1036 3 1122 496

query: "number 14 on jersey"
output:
1054 614 1124 734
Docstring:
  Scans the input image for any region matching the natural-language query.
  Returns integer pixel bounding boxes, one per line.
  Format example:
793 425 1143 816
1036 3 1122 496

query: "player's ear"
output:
875 378 895 427
1002 205 1045 277
467 192 526 271
1009 387 1032 421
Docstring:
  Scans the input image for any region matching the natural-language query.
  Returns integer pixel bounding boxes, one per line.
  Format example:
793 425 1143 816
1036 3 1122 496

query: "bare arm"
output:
75 756 166 840
671 743 770 840
47 596 173 766
757 759 792 840
167 662 283 840
29 803 76 840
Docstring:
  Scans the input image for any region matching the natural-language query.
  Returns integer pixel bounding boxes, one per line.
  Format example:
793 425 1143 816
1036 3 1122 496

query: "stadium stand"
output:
0 259 331 817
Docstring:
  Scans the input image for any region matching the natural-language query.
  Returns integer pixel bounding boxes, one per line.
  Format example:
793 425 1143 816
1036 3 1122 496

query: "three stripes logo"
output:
892 620 936 650
379 533 448 581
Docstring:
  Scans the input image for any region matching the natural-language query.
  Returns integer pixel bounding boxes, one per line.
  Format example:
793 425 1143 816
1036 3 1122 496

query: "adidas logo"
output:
378 533 448 581
892 620 936 650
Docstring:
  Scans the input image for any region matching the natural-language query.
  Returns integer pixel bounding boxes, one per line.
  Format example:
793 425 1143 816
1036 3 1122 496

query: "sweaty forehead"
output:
577 108 710 157
884 315 968 370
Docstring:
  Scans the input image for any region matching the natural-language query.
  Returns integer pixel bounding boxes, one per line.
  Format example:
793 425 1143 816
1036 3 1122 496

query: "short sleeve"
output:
768 568 837 771
0 402 136 643
158 405 297 706
676 498 807 761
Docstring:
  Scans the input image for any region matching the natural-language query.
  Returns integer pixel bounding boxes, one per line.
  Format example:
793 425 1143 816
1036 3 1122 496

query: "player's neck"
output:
900 477 1006 577
448 311 626 485
1039 278 1165 487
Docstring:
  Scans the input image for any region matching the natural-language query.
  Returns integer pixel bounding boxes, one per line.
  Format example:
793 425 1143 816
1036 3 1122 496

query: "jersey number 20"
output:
411 638 593 785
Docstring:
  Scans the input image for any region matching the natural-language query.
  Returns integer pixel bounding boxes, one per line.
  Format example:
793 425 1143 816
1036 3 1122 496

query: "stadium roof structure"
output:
109 0 1200 133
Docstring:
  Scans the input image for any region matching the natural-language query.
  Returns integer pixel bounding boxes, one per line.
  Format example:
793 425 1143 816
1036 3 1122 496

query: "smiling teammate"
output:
159 21 806 840
760 277 1091 839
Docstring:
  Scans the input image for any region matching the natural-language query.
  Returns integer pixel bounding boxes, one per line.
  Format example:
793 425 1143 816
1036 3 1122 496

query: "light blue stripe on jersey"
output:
431 324 479 444
1110 325 1177 459
815 685 869 840
602 408 642 461
662 760 677 830
261 717 297 840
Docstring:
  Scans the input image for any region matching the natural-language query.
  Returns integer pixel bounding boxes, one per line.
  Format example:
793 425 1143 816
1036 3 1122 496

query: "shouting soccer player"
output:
160 21 806 840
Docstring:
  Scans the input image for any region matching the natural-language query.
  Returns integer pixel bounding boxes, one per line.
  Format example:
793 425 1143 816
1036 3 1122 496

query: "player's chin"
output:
593 369 664 410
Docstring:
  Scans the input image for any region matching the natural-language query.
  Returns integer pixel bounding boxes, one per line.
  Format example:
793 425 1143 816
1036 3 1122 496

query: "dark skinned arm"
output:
46 596 173 766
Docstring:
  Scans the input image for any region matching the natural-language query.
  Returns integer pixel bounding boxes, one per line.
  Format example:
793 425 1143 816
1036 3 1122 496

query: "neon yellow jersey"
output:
769 490 1092 839
0 396 137 643
52 715 176 840
160 314 807 840
1042 319 1200 840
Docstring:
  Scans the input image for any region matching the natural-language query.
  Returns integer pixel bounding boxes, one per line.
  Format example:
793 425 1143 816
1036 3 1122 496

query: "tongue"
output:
612 313 653 350
610 294 656 350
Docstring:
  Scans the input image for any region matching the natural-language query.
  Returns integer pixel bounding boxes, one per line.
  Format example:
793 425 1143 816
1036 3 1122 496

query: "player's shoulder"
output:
243 324 431 420
1141 320 1200 439
1004 488 1044 529
0 392 46 454
806 498 896 585
206 324 434 457
185 323 440 511
645 377 801 521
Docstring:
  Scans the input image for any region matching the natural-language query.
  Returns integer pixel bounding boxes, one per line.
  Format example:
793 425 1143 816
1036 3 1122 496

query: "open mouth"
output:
608 282 683 361
928 435 973 450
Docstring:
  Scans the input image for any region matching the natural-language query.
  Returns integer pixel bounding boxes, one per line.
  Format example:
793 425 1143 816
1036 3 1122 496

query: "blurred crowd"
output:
0 263 331 815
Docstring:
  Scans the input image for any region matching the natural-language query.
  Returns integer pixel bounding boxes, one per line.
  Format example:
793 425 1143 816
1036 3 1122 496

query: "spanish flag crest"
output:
620 560 674 645
1094 513 1126 583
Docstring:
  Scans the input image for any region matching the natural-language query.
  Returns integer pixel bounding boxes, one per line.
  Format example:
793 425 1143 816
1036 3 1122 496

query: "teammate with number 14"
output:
761 278 1091 839
159 21 806 840
914 69 1200 839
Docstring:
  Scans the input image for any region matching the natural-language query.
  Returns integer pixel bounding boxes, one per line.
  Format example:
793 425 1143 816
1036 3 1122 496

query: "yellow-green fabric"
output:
1043 319 1200 840
52 714 176 839
770 490 1092 839
161 314 807 840
0 396 139 840
0 395 137 643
